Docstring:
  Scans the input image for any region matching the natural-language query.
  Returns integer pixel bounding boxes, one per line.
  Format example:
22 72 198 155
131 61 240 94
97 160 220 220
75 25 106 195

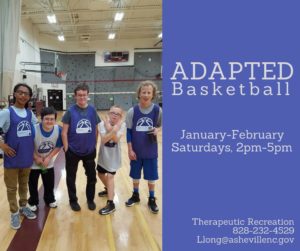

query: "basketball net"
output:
56 71 67 81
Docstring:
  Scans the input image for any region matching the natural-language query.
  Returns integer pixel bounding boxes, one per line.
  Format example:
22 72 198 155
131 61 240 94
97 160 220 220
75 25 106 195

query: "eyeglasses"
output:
109 111 121 117
15 90 30 97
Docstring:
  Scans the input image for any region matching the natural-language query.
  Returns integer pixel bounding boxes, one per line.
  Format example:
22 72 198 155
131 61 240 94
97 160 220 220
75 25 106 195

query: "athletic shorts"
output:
129 158 158 180
96 164 116 175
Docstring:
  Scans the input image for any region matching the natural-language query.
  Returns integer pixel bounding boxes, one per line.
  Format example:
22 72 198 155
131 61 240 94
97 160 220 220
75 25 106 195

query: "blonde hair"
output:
110 105 123 112
136 80 158 100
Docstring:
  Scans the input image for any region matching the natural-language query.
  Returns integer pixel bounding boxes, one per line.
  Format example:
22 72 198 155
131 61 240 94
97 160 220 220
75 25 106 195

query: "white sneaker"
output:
27 204 38 212
49 201 57 208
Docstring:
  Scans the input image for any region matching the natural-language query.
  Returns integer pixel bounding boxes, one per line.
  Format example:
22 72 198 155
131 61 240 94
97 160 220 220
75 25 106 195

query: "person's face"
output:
14 86 31 107
139 85 154 106
42 114 56 131
108 107 122 125
75 90 89 107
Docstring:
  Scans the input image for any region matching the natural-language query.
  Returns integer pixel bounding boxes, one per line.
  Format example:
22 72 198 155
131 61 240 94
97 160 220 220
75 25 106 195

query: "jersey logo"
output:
76 119 92 134
38 141 55 154
136 117 153 132
17 121 32 137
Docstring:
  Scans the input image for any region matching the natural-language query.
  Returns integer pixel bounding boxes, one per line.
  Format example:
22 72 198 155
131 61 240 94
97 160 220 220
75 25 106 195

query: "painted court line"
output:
105 215 116 251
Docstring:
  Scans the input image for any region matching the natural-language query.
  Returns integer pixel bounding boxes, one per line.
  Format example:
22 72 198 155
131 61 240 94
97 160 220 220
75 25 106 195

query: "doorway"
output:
48 89 63 110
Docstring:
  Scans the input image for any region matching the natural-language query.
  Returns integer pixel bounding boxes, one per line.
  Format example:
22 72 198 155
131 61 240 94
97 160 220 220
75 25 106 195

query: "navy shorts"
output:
129 158 158 180
96 164 116 175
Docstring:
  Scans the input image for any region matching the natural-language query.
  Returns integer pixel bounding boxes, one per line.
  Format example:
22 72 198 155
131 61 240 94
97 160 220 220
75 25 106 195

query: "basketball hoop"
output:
56 71 67 81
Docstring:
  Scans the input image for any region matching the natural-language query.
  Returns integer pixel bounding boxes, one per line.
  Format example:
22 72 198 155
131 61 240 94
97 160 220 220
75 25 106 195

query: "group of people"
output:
0 80 162 230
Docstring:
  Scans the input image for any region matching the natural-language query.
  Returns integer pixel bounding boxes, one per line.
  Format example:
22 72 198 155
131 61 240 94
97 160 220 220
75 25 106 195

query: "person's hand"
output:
152 127 159 136
34 156 44 165
2 144 16 157
112 120 122 133
42 156 51 167
128 149 137 160
103 115 112 132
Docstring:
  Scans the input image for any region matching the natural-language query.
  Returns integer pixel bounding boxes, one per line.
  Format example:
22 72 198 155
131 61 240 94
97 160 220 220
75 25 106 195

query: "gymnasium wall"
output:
40 50 162 110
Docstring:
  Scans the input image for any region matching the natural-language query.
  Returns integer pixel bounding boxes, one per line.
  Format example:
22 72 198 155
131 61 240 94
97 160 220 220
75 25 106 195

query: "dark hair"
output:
74 83 89 95
13 83 33 108
41 106 57 120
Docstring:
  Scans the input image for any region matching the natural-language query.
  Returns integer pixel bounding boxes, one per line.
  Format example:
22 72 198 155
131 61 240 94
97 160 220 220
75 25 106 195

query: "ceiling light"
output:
58 34 65 41
114 12 124 21
158 32 162 38
108 33 116 39
47 14 57 24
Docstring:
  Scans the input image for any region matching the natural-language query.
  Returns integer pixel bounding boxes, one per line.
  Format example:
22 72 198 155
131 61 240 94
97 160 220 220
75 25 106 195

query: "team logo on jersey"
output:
76 119 92 134
136 117 153 132
38 141 55 154
17 121 31 137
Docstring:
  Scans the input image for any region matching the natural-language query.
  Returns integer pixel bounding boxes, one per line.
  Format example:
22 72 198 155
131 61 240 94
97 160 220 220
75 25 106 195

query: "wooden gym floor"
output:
0 111 162 251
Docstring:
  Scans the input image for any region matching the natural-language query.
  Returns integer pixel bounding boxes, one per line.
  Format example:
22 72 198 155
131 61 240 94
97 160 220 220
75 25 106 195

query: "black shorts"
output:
96 164 116 175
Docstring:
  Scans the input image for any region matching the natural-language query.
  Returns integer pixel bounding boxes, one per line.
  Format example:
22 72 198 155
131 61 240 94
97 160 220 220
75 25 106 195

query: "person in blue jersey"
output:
0 83 37 230
97 105 126 215
61 83 101 211
28 107 63 212
125 81 162 214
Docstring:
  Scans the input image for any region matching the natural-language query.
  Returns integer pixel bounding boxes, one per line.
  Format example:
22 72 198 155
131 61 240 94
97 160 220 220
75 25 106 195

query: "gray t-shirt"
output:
97 121 126 172
126 103 162 129
0 106 38 133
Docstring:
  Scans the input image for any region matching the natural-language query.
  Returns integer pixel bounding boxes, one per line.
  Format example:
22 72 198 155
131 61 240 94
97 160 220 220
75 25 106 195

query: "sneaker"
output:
28 204 38 212
148 197 159 214
98 189 108 197
99 201 115 215
49 201 57 208
70 201 81 211
87 200 96 210
10 212 21 230
20 206 37 219
125 192 140 207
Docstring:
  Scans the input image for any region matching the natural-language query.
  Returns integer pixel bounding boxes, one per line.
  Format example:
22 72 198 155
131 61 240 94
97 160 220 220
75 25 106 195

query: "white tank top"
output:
31 124 60 169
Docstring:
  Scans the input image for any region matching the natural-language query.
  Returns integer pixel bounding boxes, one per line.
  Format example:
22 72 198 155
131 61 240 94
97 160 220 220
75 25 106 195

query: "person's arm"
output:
95 124 99 145
94 109 101 145
101 120 124 144
0 140 16 157
0 109 16 157
0 109 10 136
126 128 136 160
110 121 125 143
34 151 44 165
103 114 113 132
101 130 115 144
99 121 115 144
61 123 69 152
61 111 71 152
125 108 136 160
42 147 61 167
127 142 136 160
